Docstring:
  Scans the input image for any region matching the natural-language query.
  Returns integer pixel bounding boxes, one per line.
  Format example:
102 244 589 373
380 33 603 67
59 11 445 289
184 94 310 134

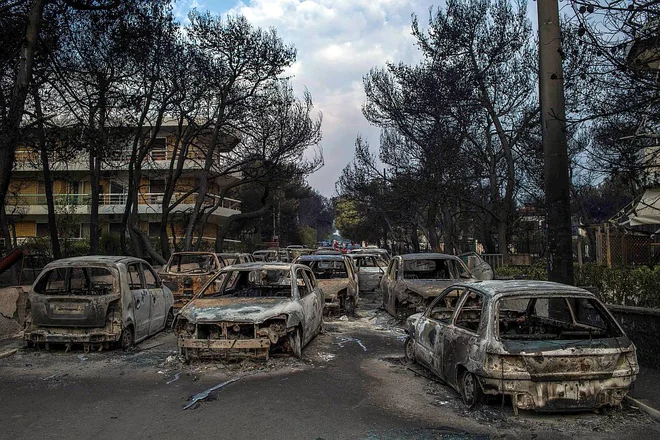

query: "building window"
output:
36 223 49 237
150 138 167 161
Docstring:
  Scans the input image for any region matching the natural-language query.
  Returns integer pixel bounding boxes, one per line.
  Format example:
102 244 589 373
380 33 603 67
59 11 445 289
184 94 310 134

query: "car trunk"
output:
501 339 636 380
30 293 121 328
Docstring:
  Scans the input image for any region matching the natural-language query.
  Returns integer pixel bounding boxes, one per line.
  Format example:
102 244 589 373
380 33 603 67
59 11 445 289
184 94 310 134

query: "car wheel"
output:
460 371 482 408
344 297 356 316
288 327 302 359
165 308 174 329
120 327 134 351
403 336 416 364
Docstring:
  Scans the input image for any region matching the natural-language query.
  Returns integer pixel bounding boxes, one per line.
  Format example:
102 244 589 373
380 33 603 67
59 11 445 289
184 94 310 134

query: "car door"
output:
381 258 398 312
358 256 385 292
303 269 323 334
127 262 151 340
296 268 320 345
143 263 166 334
415 287 465 379
442 289 486 386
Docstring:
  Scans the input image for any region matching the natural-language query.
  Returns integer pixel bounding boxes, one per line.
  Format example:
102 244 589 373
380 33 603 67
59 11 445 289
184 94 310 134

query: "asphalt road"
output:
1 293 659 440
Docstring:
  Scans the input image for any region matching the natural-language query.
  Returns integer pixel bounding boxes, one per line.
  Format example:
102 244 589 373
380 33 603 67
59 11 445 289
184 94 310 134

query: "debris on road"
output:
336 336 367 351
166 372 181 384
42 372 68 381
183 377 241 410
0 348 18 359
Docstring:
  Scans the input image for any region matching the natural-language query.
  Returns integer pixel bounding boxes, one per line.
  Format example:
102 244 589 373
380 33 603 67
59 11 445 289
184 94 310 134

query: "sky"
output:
172 0 441 197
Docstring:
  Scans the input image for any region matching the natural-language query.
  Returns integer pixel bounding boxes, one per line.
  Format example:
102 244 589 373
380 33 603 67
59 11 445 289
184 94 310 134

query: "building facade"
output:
7 123 242 247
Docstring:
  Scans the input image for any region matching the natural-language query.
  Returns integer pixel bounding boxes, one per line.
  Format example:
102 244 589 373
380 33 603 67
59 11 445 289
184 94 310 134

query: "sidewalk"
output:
627 366 660 421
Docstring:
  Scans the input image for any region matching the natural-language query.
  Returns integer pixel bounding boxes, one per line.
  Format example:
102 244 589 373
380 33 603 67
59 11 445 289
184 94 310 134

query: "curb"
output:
0 348 18 359
625 395 660 422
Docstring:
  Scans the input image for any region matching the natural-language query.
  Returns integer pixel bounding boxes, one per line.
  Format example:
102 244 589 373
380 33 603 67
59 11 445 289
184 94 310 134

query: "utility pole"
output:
538 0 574 285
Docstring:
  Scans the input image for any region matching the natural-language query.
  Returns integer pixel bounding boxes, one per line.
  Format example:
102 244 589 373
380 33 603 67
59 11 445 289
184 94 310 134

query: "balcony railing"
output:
8 193 241 210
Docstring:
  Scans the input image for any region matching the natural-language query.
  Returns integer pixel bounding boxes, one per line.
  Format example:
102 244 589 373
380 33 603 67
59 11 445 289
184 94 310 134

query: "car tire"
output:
345 297 356 316
288 327 302 359
403 336 416 364
460 371 482 408
120 326 134 351
165 308 174 329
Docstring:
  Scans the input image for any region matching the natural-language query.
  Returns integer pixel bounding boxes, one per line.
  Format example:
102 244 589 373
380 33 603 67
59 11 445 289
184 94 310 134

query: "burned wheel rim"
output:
289 328 302 358
120 328 134 350
461 371 481 407
345 297 356 316
403 337 415 363
165 309 174 328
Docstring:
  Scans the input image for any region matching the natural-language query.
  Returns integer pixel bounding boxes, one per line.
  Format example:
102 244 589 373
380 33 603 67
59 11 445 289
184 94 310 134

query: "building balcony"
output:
7 192 242 220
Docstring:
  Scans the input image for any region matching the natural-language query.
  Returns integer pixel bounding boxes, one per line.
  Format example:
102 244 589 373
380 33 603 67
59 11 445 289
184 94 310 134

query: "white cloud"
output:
198 0 438 195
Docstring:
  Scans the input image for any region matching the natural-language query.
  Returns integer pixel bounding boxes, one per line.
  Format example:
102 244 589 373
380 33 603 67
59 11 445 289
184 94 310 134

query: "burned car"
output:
346 253 388 293
294 254 359 315
404 280 638 412
252 249 278 262
217 252 255 266
381 253 476 318
460 252 494 281
349 247 391 262
24 256 174 351
174 262 324 361
160 252 224 309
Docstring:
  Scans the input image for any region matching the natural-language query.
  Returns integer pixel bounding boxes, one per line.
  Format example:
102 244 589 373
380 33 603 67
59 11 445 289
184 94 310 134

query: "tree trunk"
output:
33 89 61 259
0 0 47 255
89 152 101 254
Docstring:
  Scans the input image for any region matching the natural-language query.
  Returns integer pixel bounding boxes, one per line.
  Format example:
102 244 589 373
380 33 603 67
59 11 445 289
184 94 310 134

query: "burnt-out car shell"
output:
347 253 387 293
404 280 639 412
217 252 255 266
160 252 224 309
349 247 391 261
174 262 324 360
293 254 359 315
24 256 174 350
381 253 475 318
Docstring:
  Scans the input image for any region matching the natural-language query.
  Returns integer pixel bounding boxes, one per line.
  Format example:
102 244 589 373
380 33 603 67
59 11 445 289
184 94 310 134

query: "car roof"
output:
448 280 595 299
347 253 382 258
220 262 308 271
399 253 461 260
44 255 146 268
296 254 345 261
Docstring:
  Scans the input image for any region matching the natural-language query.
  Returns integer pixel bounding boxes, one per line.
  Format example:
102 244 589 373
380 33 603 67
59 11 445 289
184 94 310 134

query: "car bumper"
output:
24 328 120 344
479 375 636 411
178 337 271 359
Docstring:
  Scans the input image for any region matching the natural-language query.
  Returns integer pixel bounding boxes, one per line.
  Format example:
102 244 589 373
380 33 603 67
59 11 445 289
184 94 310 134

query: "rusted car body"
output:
349 247 391 261
294 254 359 315
173 262 324 360
381 253 476 318
24 256 174 351
160 252 224 309
253 249 278 262
217 252 255 266
404 280 638 412
347 253 388 293
460 252 493 280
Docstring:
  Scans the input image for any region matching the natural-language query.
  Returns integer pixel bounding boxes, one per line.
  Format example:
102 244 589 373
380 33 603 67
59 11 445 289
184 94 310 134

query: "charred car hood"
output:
179 297 292 324
403 279 457 298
